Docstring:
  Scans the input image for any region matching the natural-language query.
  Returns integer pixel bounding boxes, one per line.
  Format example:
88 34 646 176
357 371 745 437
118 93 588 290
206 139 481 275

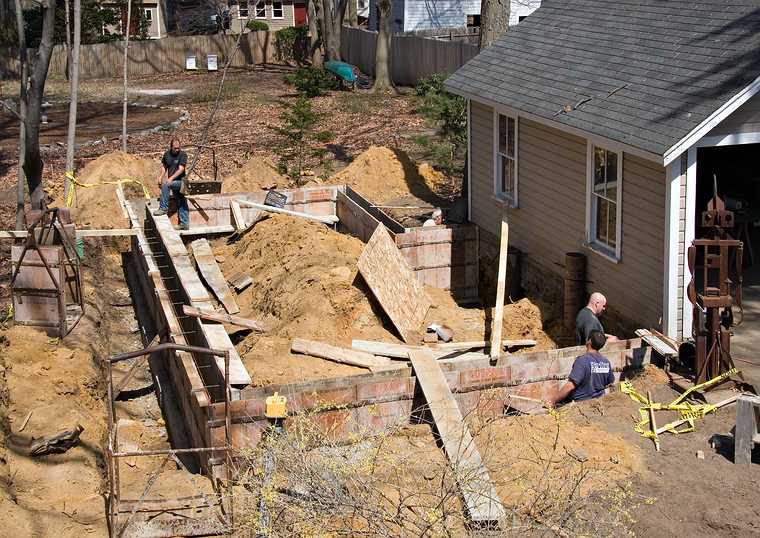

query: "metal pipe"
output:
108 342 228 363
113 446 228 457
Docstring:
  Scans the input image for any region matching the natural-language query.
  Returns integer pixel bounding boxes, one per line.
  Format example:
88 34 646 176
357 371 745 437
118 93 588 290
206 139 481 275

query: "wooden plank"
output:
335 191 381 243
228 272 253 292
230 200 246 230
291 339 395 371
190 238 240 315
182 305 265 332
199 323 252 386
0 229 138 239
735 394 760 465
352 339 535 359
490 217 509 359
357 225 430 343
635 329 678 357
236 199 339 224
408 348 505 523
179 225 235 236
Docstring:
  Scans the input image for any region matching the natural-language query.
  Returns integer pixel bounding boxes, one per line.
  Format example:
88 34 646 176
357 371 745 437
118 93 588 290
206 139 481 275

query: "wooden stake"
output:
490 216 509 359
647 390 660 451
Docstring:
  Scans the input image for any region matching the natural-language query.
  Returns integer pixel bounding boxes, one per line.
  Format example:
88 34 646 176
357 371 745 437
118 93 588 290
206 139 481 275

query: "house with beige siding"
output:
445 0 760 343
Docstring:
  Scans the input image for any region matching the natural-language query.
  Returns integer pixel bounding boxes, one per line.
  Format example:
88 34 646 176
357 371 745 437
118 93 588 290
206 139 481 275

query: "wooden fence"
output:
0 31 279 80
340 26 478 86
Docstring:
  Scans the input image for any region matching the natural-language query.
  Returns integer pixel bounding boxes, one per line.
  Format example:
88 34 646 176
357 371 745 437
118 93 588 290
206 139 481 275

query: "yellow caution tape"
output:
622 368 739 445
64 171 151 208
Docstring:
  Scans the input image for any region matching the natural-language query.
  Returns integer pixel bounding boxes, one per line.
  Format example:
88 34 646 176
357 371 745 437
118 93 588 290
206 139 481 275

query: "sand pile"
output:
67 151 160 228
213 215 556 385
222 157 288 193
327 146 450 204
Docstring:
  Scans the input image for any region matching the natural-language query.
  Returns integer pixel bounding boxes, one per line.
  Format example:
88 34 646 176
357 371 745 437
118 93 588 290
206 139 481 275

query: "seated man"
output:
153 137 189 230
546 330 614 406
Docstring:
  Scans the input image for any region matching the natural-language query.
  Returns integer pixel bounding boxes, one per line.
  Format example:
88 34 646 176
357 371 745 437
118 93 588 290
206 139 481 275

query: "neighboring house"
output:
228 0 306 31
445 0 760 339
102 1 168 39
357 0 369 19
368 0 540 33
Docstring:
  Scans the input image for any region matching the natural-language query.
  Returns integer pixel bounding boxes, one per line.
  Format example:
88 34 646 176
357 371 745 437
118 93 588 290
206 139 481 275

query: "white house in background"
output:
368 0 540 33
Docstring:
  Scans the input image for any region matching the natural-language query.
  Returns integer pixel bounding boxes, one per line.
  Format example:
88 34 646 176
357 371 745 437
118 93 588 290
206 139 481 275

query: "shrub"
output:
275 26 309 65
414 73 467 175
273 97 333 184
246 19 269 32
284 67 338 98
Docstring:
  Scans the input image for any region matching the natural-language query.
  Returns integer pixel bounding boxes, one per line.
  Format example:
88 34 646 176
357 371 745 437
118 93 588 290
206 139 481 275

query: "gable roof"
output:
445 0 760 164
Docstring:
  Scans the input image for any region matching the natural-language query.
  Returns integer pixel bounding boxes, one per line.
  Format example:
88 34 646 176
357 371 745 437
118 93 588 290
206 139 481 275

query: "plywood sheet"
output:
408 348 505 523
357 225 430 343
191 238 240 315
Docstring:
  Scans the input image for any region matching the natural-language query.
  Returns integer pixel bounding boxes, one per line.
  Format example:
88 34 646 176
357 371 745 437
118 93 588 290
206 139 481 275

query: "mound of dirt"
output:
222 157 288 193
326 146 451 204
213 214 556 385
66 151 160 228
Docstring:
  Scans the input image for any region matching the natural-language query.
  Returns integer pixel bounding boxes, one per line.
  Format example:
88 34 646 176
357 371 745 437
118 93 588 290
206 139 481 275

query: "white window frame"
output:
272 0 284 19
254 0 266 19
238 0 249 19
585 142 623 262
492 110 518 207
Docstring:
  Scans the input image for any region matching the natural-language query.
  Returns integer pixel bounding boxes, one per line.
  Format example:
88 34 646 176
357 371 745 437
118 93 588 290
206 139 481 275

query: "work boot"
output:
153 208 168 216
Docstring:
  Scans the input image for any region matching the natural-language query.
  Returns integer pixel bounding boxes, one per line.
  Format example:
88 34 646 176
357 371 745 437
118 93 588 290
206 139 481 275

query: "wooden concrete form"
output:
190 238 240 314
11 245 64 327
735 394 760 465
205 339 650 450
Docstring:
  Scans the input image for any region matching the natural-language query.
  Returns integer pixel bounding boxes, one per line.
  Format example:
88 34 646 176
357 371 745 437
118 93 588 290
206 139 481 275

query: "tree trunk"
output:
348 0 357 27
307 0 322 67
122 0 132 152
64 0 70 79
64 0 80 201
23 0 57 211
320 0 345 61
371 0 394 93
14 0 27 229
479 0 509 50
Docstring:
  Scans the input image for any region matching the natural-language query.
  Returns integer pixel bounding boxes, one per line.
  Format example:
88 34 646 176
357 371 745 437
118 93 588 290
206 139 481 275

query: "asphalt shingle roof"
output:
445 0 760 159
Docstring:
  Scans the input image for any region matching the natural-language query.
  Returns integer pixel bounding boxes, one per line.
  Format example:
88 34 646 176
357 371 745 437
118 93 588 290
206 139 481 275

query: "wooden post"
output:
490 216 509 359
735 394 760 465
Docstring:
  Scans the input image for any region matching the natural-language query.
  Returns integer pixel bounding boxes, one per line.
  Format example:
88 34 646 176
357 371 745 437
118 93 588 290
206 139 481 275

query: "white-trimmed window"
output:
587 143 622 260
255 0 266 18
272 0 284 18
144 8 152 21
493 111 518 205
239 0 249 18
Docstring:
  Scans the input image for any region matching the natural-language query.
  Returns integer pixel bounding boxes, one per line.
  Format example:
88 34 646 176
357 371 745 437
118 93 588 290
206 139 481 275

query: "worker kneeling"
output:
546 330 614 407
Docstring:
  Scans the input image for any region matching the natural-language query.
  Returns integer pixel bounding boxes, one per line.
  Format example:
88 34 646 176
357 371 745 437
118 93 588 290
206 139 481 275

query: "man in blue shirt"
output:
546 330 615 406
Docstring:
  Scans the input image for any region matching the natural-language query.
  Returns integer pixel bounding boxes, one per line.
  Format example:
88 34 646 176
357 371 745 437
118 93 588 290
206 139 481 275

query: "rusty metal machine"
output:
687 185 743 384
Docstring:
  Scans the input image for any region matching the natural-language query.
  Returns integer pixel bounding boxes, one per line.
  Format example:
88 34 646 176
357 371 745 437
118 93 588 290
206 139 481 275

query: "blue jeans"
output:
159 179 189 226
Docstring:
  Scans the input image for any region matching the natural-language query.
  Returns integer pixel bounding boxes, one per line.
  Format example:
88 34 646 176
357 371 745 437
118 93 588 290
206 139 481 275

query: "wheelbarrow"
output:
324 61 357 90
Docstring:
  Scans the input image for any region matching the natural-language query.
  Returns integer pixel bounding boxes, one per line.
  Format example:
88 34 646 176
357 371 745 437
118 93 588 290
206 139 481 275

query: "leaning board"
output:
357 225 430 343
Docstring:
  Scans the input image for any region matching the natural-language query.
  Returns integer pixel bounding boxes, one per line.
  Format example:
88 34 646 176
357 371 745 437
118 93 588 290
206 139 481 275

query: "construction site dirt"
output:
1 69 759 537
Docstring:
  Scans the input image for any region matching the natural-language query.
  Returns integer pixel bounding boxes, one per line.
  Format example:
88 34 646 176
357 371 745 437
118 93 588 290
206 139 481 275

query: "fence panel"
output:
340 27 478 86
0 31 279 80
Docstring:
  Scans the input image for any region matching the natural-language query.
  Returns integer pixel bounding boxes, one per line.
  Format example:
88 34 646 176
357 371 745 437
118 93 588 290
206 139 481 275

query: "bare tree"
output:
479 0 509 49
371 0 394 93
21 0 58 211
347 0 357 27
122 0 132 152
319 0 346 61
64 0 80 200
14 0 27 228
307 0 322 67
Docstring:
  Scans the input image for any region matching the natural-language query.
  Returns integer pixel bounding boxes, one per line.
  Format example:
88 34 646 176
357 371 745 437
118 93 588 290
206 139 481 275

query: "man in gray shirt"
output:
575 292 618 346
